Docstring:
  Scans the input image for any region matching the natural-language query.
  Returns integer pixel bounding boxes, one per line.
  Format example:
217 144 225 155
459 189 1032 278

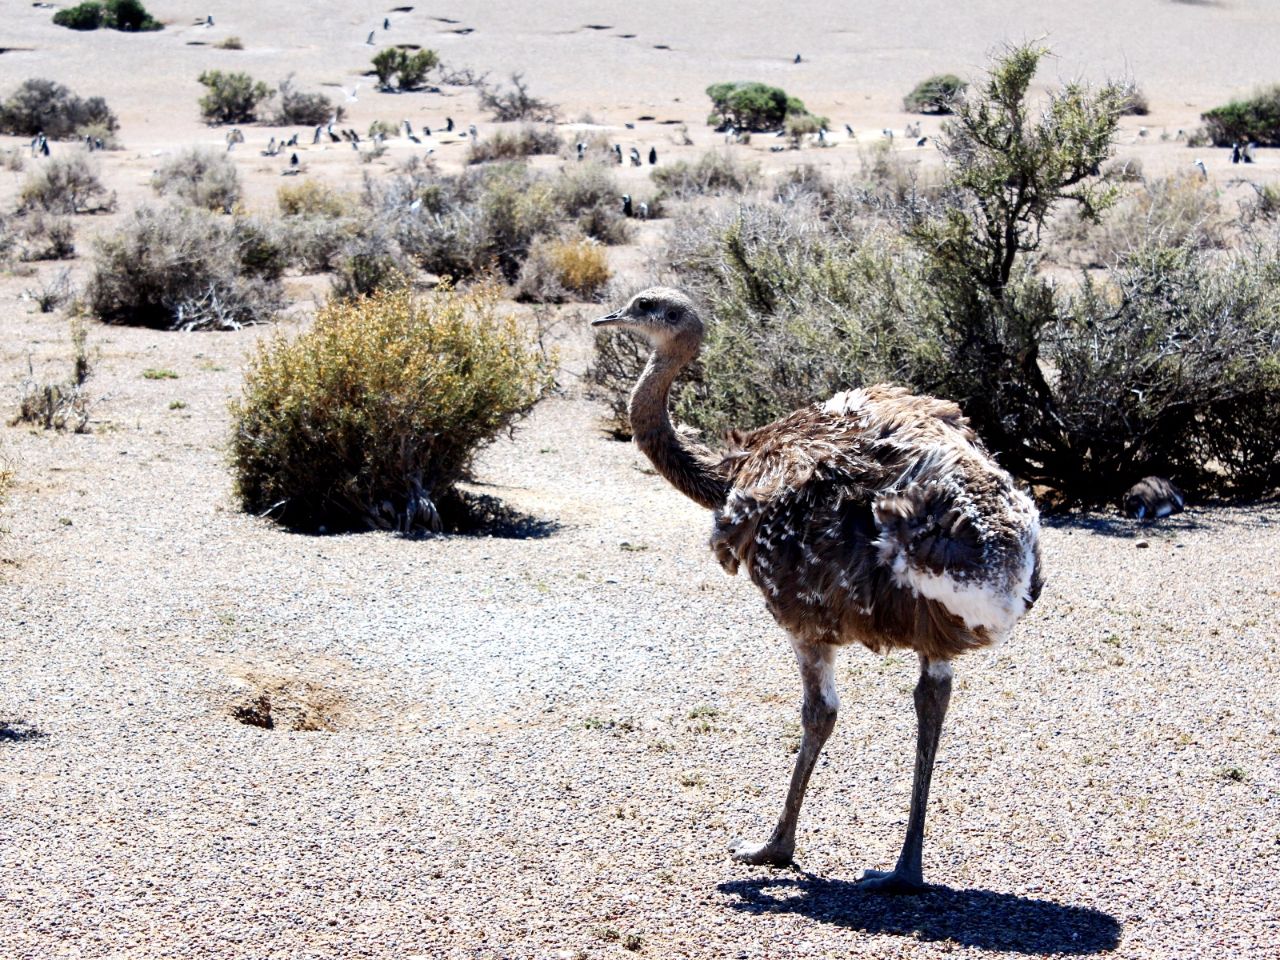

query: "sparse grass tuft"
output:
14 318 93 432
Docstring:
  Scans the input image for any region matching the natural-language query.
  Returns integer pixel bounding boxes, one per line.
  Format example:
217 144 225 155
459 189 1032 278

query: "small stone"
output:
1135 539 1150 549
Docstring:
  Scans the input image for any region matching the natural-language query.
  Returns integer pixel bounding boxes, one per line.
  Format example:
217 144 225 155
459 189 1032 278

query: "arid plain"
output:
2 2 1279 958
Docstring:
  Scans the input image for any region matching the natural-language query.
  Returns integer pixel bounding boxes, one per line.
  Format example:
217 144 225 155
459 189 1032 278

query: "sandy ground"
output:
3 2 1280 958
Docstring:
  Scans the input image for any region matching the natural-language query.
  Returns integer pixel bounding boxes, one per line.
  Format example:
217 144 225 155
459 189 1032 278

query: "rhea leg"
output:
857 655 952 893
731 639 838 866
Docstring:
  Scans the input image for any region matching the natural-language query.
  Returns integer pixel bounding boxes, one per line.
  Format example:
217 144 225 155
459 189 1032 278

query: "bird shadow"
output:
718 874 1121 955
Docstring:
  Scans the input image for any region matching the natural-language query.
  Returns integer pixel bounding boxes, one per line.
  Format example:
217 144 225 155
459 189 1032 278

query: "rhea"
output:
593 289 1043 892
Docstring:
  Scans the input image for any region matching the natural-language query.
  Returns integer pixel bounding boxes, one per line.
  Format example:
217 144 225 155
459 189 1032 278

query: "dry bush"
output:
1050 241 1280 497
1 148 24 172
20 152 114 214
27 268 74 312
478 73 556 121
549 161 631 245
0 79 118 139
14 318 93 433
330 227 414 299
230 283 553 533
273 76 336 127
215 36 243 50
86 204 282 330
379 161 558 281
277 180 352 218
17 213 76 261
281 216 362 273
1056 174 1226 268
151 146 241 213
517 237 611 302
650 150 759 200
589 198 927 438
467 124 563 163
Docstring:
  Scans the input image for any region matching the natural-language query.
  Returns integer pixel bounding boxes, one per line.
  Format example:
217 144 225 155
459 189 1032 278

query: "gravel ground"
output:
2 279 1279 959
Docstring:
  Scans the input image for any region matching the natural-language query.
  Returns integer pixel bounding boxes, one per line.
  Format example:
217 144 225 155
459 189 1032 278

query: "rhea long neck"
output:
628 338 727 511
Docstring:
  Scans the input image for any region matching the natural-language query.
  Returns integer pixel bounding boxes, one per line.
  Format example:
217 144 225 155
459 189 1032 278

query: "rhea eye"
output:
665 309 679 324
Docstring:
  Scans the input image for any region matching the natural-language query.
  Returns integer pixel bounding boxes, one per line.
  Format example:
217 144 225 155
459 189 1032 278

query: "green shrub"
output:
371 47 439 91
229 283 552 533
52 2 103 29
1201 86 1280 146
20 152 114 214
705 82 813 131
650 150 759 199
0 79 118 139
151 146 241 212
903 74 966 114
467 124 563 163
198 70 271 124
53 0 161 31
478 73 556 121
86 203 282 330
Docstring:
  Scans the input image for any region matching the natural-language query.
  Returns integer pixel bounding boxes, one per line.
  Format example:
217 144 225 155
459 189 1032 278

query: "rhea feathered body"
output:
594 287 1043 890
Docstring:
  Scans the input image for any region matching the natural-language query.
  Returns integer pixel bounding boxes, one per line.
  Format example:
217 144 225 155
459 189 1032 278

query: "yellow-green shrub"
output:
549 239 610 298
230 284 553 533
277 180 352 218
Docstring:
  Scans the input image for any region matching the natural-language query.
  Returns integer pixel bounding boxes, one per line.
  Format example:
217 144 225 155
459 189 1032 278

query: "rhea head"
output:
592 287 704 354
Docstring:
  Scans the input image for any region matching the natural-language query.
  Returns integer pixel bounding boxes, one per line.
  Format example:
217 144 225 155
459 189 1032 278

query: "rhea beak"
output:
592 311 623 328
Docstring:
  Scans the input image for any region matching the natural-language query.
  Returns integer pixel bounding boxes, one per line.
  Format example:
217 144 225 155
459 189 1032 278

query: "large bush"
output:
705 82 815 131
229 284 552 533
198 70 271 124
1201 86 1280 146
53 0 161 31
86 203 282 329
151 146 241 212
594 44 1280 502
903 74 966 114
0 79 117 139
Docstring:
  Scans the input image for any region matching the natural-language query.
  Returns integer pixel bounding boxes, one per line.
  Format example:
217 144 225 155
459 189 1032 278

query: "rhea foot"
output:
729 837 794 867
854 868 931 895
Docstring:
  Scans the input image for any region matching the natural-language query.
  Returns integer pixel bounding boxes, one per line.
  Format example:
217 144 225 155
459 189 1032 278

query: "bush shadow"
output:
718 875 1120 955
440 490 560 540
1042 510 1208 540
